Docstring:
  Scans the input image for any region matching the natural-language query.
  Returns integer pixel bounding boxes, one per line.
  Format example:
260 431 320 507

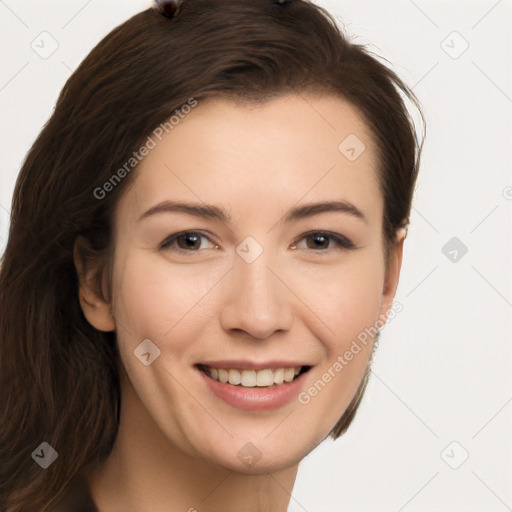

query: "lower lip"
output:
198 368 308 411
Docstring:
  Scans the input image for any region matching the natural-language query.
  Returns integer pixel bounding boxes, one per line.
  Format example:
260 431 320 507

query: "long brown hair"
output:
0 1 424 510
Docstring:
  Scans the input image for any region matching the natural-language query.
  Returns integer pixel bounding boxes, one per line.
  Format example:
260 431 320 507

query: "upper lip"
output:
198 360 311 370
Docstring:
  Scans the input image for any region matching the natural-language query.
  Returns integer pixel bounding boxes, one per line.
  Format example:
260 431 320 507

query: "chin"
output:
209 450 302 475
191 434 318 476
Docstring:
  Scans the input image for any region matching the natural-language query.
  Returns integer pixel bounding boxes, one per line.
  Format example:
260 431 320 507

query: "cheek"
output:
289 254 383 430
289 252 385 350
110 253 207 419
112 252 198 339
111 251 226 375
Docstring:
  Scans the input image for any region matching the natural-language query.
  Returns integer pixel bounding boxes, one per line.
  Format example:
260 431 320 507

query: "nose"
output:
219 246 294 340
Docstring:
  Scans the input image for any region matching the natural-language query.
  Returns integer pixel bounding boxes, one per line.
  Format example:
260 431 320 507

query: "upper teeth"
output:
206 367 302 387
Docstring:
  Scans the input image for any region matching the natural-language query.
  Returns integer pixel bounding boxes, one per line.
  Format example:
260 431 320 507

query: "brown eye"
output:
305 233 330 250
175 233 202 250
160 231 217 252
292 231 355 252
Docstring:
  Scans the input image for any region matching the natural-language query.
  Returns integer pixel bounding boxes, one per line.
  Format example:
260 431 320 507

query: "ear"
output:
73 235 115 332
378 227 407 321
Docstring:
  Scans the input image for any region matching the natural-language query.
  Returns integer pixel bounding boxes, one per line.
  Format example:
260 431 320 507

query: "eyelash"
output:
159 230 356 254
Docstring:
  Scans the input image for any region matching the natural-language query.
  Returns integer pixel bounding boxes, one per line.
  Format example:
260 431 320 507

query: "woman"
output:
0 0 424 510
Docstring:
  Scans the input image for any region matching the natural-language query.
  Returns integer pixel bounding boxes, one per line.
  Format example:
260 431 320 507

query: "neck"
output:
85 372 298 512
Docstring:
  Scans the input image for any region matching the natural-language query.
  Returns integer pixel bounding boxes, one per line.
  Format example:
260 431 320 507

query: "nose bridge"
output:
219 236 293 339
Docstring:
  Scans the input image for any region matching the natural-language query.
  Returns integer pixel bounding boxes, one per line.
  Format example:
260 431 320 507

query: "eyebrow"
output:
137 199 368 225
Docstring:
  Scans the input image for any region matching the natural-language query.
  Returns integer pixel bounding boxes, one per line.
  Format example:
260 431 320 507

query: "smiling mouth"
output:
197 364 311 388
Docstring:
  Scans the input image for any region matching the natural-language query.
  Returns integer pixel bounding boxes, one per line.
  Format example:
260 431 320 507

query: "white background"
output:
0 1 511 511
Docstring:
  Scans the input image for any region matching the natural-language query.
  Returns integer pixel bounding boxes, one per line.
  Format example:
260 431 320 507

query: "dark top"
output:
51 476 99 512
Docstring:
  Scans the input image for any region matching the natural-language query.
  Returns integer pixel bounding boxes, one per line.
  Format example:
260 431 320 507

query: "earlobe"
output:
73 236 115 332
378 227 407 322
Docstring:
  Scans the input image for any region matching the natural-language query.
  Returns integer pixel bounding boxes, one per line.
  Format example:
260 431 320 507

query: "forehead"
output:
116 93 383 229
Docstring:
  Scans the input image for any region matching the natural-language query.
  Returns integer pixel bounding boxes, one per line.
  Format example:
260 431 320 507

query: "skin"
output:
75 93 405 512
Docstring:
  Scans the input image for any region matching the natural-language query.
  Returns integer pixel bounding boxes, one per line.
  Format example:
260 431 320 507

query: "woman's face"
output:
108 93 403 473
